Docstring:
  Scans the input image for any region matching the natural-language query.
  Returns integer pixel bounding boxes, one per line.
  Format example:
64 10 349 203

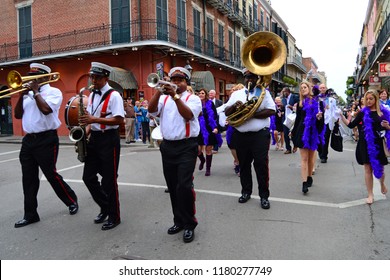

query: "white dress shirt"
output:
22 84 62 133
151 91 202 140
224 87 275 132
87 83 125 131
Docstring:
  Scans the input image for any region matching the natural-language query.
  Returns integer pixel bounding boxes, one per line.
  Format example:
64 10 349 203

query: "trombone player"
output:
224 68 276 209
14 63 79 228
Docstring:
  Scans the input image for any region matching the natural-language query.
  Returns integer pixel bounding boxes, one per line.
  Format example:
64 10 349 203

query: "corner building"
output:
1 0 295 136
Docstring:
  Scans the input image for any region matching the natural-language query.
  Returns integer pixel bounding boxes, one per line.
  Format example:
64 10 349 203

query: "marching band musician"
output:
79 62 124 230
148 67 202 243
14 63 79 228
224 68 276 209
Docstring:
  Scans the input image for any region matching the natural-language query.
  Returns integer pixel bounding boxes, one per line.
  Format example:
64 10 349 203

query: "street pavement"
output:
0 134 389 260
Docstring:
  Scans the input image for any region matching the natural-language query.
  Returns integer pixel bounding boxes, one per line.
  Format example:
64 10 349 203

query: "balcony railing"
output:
359 12 390 80
0 19 242 69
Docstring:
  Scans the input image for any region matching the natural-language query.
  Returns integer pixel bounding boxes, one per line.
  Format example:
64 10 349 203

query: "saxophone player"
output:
79 62 124 230
224 68 276 209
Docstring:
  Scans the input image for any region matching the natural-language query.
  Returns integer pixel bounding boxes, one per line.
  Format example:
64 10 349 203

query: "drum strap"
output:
163 94 192 138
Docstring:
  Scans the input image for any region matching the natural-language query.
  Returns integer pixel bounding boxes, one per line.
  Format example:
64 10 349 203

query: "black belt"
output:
91 129 118 135
26 130 56 138
239 127 269 134
163 137 197 144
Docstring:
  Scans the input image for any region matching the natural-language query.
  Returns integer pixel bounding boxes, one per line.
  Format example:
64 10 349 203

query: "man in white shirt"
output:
225 69 276 210
79 62 124 231
14 63 78 228
148 67 202 243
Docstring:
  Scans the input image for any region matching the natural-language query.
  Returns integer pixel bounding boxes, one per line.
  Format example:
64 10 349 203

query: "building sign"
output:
369 76 381 85
378 62 390 77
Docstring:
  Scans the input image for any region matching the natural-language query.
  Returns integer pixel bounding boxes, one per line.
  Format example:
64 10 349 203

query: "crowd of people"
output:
11 61 390 245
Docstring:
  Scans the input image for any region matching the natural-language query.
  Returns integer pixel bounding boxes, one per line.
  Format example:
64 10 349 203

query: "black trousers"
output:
82 129 121 223
235 128 271 199
19 130 77 220
160 137 198 230
318 124 331 160
283 124 292 152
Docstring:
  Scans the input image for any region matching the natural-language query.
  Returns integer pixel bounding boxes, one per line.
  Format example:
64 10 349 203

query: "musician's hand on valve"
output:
27 80 39 95
163 84 176 97
235 101 244 110
79 111 94 126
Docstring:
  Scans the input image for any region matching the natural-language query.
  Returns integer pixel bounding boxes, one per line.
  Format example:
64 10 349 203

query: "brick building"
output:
0 0 291 136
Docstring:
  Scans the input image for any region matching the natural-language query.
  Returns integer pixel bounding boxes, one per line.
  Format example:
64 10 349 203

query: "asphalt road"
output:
0 137 389 260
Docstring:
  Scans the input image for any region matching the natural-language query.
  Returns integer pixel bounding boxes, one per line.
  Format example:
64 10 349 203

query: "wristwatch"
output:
173 94 181 101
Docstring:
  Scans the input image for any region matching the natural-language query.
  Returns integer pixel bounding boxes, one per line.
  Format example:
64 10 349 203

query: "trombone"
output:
0 70 60 99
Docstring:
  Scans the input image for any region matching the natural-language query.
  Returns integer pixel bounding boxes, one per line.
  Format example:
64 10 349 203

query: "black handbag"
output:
330 122 343 152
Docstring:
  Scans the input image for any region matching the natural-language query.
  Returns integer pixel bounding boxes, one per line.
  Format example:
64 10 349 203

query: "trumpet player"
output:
224 68 276 209
14 63 79 228
148 67 202 243
79 62 124 231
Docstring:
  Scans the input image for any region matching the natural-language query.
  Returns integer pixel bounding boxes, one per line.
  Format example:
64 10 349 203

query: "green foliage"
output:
345 89 354 96
282 76 298 86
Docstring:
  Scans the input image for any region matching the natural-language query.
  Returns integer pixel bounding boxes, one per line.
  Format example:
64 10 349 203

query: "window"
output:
177 0 186 47
193 8 201 52
218 23 224 60
157 0 168 40
18 5 32 58
229 30 234 65
253 3 258 30
111 0 130 44
206 17 214 56
235 35 241 67
260 10 264 31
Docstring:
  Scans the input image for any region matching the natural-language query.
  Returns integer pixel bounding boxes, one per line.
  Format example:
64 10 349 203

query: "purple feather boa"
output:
199 100 223 147
362 107 383 178
302 97 320 150
363 105 390 179
270 115 276 145
382 105 390 153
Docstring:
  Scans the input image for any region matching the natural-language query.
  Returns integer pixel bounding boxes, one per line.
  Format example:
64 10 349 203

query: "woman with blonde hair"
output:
291 81 324 194
340 89 390 204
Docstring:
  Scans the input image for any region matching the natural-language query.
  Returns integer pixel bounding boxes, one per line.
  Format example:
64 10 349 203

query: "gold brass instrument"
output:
0 70 60 99
227 31 287 127
147 73 177 92
68 86 92 162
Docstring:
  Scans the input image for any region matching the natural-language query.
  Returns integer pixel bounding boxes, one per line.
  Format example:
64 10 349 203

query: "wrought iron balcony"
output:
0 19 242 69
358 12 390 81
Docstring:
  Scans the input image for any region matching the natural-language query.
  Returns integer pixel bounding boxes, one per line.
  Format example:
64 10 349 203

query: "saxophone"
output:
69 86 90 162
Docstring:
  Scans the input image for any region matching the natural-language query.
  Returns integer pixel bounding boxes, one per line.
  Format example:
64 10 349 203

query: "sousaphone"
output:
227 31 287 127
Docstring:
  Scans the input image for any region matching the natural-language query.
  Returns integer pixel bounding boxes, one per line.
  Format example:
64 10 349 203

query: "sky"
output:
270 0 369 99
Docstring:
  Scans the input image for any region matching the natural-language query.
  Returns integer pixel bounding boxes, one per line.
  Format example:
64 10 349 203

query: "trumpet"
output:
0 70 60 99
147 73 177 93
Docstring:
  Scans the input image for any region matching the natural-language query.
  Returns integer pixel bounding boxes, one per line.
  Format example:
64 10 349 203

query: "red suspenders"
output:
163 94 192 138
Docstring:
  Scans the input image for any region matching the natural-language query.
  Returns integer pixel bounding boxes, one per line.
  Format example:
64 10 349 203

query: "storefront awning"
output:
191 71 215 92
109 67 138 90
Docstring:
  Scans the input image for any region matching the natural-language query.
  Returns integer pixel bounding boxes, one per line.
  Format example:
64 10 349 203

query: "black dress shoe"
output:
238 193 251 203
68 203 79 215
321 158 327 163
94 213 108 224
167 225 183 235
183 229 195 243
260 198 270 209
14 217 40 228
101 219 121 230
